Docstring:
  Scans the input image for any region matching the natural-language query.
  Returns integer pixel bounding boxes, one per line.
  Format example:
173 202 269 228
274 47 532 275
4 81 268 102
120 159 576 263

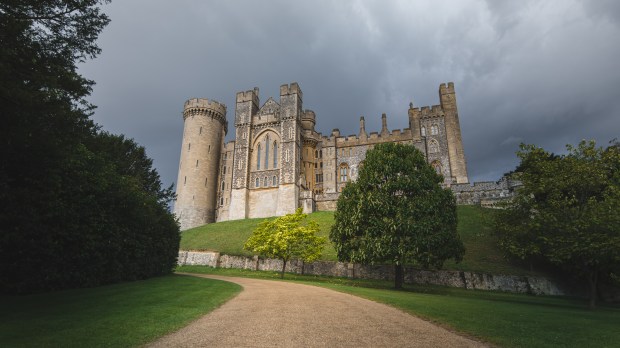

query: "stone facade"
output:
174 82 469 230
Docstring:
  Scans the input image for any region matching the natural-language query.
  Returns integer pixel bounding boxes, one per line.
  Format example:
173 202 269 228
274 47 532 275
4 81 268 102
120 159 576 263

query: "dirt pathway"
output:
147 274 487 347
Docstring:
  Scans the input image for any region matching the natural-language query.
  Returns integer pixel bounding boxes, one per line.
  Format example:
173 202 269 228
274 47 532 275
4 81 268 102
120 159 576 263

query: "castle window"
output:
264 177 268 187
223 166 226 174
255 177 260 187
273 141 278 168
221 181 225 191
220 197 224 206
340 163 349 182
272 176 277 185
429 139 439 154
421 127 426 136
199 127 202 135
315 150 318 158
204 177 208 187
265 135 270 169
431 125 438 135
320 150 323 158
184 176 186 185
196 160 199 167
257 144 261 170
208 145 211 153
224 153 227 160
188 143 191 151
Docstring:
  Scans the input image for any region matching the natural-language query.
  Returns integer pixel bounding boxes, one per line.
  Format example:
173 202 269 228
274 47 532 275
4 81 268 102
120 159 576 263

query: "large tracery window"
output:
431 124 439 135
429 139 439 154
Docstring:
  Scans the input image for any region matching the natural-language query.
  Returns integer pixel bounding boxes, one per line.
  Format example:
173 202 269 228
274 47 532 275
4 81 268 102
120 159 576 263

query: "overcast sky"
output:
79 0 620 189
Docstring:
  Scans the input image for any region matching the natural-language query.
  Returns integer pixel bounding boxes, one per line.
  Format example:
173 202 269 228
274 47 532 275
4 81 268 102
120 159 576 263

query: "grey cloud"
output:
80 0 620 187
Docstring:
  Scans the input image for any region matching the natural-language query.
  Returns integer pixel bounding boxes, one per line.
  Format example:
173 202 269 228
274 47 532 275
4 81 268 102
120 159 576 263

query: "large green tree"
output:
0 1 180 293
330 143 465 289
495 140 620 308
244 208 325 279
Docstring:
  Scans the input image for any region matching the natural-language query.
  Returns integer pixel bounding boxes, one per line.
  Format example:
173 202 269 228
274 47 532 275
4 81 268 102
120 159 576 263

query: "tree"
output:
0 1 180 293
330 143 465 289
495 140 620 308
244 208 326 279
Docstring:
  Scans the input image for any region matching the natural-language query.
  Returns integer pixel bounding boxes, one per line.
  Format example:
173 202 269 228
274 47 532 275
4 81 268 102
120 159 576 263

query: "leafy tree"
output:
330 143 465 289
495 140 620 308
244 208 325 279
0 1 180 293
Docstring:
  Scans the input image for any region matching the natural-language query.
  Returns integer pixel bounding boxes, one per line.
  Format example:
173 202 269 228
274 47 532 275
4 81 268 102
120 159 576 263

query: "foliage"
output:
244 208 326 278
330 143 465 288
495 140 620 308
0 1 180 293
0 275 241 347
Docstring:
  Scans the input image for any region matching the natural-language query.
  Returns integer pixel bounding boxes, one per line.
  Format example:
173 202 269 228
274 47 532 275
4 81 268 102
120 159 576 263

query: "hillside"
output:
180 206 536 276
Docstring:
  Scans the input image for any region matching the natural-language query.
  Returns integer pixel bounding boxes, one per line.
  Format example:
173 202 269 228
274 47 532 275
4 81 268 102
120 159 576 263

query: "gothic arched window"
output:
339 163 349 182
421 126 426 136
257 144 261 170
273 141 278 168
264 177 268 187
255 177 259 188
429 139 439 154
272 175 277 186
265 135 270 170
431 125 439 135
221 181 225 191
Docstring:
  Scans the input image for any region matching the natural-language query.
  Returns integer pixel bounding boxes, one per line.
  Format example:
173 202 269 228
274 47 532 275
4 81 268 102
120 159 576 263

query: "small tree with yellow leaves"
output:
244 208 325 278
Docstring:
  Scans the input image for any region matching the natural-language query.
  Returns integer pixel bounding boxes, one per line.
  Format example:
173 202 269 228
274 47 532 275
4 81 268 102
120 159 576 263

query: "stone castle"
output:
174 82 469 230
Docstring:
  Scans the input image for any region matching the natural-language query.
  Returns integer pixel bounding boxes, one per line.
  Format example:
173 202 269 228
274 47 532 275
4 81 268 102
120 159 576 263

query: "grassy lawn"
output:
178 265 620 348
181 206 534 275
0 275 240 347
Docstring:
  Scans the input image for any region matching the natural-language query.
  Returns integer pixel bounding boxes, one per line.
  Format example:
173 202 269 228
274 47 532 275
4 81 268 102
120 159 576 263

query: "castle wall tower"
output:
439 82 469 183
174 98 227 230
228 88 259 220
276 83 303 216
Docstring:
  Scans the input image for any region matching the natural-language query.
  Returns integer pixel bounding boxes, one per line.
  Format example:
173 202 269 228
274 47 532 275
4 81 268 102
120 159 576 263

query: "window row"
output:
255 175 278 188
420 124 439 137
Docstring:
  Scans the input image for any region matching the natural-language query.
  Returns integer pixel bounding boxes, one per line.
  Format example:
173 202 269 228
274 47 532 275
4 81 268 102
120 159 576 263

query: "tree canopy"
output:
0 1 180 293
330 143 464 289
244 208 325 279
495 140 620 308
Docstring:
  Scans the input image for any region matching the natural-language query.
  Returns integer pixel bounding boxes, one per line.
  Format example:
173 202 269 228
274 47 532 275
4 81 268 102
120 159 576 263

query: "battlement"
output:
410 104 445 119
439 82 455 94
280 82 303 99
236 87 260 105
301 109 316 131
184 98 227 115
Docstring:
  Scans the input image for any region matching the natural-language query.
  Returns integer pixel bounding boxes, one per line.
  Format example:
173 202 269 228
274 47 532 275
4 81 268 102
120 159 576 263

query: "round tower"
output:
174 98 227 230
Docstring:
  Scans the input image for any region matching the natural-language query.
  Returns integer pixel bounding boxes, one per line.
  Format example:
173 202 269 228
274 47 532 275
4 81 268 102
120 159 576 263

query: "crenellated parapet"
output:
183 98 228 134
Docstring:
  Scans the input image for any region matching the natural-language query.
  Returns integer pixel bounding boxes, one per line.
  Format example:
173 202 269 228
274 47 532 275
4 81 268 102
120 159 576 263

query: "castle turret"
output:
380 113 389 136
359 116 367 138
440 82 468 183
174 98 227 230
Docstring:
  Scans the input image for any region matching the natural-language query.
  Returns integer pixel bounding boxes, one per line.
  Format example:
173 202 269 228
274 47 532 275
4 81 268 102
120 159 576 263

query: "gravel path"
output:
147 274 487 347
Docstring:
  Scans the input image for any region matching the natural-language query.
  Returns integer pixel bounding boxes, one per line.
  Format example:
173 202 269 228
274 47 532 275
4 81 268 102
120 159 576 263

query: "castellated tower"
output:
174 98 227 230
439 82 469 184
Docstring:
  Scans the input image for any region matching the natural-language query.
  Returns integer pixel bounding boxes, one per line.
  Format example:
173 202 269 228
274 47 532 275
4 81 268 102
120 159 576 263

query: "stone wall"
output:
451 176 522 205
178 250 565 296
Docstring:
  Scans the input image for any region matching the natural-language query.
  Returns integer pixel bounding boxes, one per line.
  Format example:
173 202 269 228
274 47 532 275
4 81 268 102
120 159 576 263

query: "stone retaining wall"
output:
178 250 565 296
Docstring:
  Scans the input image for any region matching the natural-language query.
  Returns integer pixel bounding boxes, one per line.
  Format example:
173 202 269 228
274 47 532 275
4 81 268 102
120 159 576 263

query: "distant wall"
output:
451 177 522 205
178 250 565 296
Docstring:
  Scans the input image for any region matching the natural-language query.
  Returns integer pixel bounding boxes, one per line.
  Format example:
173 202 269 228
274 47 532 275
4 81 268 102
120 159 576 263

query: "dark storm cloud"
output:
79 0 620 188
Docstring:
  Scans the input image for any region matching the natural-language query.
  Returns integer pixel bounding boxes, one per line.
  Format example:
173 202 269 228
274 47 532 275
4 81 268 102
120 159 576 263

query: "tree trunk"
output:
588 267 599 309
281 259 287 279
394 264 404 289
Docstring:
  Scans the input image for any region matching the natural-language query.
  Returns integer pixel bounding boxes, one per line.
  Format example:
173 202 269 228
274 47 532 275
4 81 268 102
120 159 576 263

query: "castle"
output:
174 82 469 230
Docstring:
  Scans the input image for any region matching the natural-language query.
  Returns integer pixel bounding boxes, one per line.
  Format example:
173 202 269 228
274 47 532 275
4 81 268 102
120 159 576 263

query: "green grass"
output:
181 206 534 275
0 274 241 347
178 266 620 348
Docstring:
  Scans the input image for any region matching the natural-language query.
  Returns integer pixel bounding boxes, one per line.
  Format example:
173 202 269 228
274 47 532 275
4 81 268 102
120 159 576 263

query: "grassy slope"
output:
181 206 532 275
178 266 620 348
0 275 240 347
